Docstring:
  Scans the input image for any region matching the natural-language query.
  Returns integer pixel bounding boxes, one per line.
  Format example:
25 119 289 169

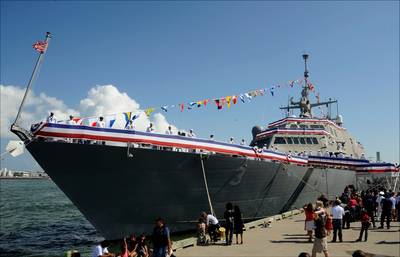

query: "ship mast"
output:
10 32 51 141
280 54 338 119
302 53 310 102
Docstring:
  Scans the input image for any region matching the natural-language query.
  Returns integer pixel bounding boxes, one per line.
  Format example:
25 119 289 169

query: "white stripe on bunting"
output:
34 123 397 172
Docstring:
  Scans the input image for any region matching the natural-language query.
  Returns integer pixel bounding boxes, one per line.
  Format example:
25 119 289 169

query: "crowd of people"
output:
91 203 245 257
87 185 400 257
92 218 172 257
302 186 400 257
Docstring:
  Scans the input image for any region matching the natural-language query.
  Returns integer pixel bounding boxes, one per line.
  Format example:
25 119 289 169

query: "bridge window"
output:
290 124 298 128
299 137 306 144
299 124 309 129
292 137 300 144
274 137 286 144
310 125 324 130
306 137 313 144
312 137 319 144
286 137 293 144
255 137 271 148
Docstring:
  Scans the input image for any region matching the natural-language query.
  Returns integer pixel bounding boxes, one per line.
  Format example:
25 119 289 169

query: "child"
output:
356 209 370 242
325 214 333 236
197 217 207 245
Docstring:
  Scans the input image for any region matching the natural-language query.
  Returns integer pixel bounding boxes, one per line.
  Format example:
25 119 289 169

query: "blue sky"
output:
1 1 399 169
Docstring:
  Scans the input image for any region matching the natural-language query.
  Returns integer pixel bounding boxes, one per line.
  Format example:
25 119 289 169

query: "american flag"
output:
32 41 48 53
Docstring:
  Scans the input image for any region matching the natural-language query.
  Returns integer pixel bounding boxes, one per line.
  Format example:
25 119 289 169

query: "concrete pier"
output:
175 212 400 257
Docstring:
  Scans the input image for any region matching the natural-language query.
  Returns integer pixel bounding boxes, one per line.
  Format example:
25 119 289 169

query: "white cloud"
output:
0 84 176 139
0 85 79 138
78 85 176 133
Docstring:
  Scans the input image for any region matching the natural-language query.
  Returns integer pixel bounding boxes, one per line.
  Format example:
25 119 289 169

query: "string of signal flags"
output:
68 78 317 128
142 78 316 117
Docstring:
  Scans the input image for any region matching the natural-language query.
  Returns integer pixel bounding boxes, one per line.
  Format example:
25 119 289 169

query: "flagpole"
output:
12 32 51 126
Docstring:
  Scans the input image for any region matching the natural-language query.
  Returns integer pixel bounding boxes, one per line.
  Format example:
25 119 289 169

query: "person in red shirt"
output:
303 203 315 242
349 197 357 208
325 214 333 236
356 209 370 242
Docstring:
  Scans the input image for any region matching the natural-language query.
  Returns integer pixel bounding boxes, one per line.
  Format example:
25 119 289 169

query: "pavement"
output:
176 214 400 257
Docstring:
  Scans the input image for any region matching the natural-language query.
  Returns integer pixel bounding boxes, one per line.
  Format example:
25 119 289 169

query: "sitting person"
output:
135 234 149 257
92 240 115 257
127 234 137 257
197 217 207 245
119 238 129 257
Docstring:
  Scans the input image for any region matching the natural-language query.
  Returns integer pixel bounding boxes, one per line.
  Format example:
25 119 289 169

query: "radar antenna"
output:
280 54 338 119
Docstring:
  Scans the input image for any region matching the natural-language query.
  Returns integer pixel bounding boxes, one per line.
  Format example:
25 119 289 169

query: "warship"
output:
10 34 398 239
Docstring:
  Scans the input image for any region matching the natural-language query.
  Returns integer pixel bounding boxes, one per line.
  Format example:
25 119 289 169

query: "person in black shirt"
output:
362 191 376 228
127 234 137 257
233 205 244 244
135 234 149 257
224 202 234 246
151 218 171 257
380 194 392 229
318 194 329 208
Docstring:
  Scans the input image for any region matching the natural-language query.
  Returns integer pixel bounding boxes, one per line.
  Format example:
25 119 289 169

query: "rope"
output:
200 153 215 216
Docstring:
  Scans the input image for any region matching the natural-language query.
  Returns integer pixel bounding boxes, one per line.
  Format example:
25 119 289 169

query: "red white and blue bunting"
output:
33 123 399 173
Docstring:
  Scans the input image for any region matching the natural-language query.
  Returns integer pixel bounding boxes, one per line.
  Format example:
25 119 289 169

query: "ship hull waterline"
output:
27 141 356 239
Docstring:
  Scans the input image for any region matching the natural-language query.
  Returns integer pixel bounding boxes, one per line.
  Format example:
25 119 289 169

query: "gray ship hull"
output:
27 141 356 239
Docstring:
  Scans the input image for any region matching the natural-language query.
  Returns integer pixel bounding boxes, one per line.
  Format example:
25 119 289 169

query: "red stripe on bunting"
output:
34 130 311 165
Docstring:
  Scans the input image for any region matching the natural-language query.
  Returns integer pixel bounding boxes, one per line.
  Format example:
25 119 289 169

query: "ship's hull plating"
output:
27 141 356 239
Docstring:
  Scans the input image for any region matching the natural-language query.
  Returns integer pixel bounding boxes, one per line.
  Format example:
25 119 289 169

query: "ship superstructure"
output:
252 54 364 159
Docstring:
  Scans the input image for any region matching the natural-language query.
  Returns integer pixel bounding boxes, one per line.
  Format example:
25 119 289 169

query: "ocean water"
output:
0 179 103 257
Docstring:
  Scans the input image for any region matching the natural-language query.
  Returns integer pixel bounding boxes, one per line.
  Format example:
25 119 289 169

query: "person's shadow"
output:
270 234 311 244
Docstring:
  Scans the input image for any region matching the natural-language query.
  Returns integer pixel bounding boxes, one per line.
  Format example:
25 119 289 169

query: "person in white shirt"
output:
46 112 57 123
376 191 385 218
165 126 173 135
146 123 154 133
201 212 219 242
209 134 214 140
188 129 196 138
92 240 114 257
229 137 234 144
331 199 345 242
66 115 76 125
66 115 77 143
240 139 246 146
96 117 105 128
389 192 397 221
95 117 106 145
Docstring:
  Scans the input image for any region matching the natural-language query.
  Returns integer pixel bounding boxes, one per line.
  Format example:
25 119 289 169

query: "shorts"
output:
305 220 315 231
312 237 328 253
